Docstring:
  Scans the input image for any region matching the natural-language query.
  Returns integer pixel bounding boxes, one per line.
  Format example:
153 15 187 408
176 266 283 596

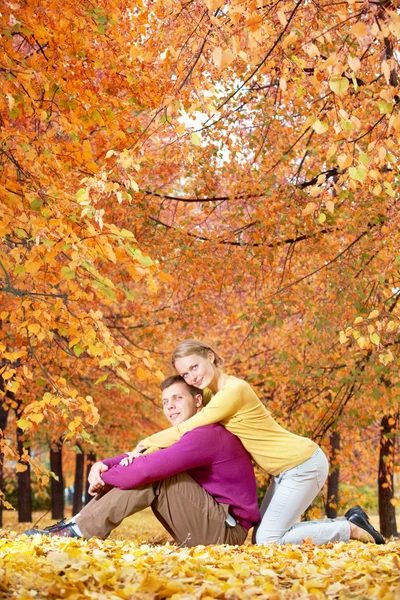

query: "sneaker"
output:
24 520 81 538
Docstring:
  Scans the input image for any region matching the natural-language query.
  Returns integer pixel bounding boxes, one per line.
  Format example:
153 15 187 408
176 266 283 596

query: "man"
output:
25 376 261 546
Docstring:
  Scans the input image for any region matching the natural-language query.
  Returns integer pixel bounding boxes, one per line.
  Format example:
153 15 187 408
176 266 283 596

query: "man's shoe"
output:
347 512 385 544
345 505 370 522
24 520 81 538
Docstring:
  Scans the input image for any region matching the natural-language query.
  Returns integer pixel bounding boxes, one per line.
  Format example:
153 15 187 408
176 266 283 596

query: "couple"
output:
26 339 385 546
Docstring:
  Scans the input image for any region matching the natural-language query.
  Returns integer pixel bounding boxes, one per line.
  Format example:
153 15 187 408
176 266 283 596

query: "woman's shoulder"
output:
223 376 252 391
223 377 263 403
203 377 247 403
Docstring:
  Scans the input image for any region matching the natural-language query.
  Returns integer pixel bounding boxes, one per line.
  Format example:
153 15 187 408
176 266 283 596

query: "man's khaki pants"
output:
76 472 247 547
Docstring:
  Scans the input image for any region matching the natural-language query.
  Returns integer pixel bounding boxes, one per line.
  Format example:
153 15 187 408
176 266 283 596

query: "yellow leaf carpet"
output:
1 509 399 599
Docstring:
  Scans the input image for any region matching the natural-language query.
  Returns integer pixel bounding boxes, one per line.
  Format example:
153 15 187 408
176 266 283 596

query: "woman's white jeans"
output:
253 448 350 545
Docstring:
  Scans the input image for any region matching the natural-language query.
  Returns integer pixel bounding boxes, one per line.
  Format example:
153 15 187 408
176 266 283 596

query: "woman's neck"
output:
208 369 231 394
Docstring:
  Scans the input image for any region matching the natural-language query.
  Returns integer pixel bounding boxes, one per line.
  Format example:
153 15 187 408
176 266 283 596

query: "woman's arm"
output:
141 381 243 450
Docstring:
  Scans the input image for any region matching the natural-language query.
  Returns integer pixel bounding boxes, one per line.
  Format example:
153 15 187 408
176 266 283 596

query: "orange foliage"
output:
0 0 399 488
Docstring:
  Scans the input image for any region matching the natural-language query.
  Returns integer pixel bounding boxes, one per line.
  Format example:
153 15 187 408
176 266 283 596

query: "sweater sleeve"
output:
101 454 128 469
141 382 243 450
101 427 221 489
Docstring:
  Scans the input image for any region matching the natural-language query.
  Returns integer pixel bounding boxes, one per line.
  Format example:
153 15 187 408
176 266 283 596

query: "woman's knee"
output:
254 528 286 545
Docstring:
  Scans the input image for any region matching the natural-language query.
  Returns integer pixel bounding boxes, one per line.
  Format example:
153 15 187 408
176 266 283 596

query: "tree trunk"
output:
326 430 340 518
50 439 64 520
0 389 9 528
16 425 32 522
72 443 84 515
85 451 97 505
378 413 398 538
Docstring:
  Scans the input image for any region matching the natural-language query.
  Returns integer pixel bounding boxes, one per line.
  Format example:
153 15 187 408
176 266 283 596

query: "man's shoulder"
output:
182 423 225 437
181 423 235 445
180 424 247 461
182 424 241 448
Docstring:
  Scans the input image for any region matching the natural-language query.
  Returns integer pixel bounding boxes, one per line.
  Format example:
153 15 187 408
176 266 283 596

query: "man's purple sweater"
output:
101 424 260 530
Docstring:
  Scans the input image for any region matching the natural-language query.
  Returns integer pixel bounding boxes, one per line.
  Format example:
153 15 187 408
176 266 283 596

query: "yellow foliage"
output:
0 520 399 599
15 463 28 472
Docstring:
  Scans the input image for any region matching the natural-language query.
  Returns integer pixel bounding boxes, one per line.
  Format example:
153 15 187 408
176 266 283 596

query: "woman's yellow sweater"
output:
142 376 318 476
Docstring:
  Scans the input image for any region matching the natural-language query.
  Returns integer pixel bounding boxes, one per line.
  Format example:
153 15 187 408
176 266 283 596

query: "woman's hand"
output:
119 452 135 466
119 442 146 466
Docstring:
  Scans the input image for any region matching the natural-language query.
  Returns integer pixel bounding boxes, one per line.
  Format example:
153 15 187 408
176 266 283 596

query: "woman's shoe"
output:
347 512 385 544
345 505 370 522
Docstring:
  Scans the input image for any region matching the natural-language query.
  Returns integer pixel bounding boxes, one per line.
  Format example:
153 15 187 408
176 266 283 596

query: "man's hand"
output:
119 442 146 466
88 461 108 495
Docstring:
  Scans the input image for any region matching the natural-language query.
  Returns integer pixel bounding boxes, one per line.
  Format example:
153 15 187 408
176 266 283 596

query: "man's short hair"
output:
160 375 204 400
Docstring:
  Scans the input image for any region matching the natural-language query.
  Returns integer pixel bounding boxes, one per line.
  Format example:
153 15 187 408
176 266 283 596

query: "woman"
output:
132 339 385 545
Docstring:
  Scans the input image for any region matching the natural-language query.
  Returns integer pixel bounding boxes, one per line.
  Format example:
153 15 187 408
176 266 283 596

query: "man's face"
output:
161 381 202 425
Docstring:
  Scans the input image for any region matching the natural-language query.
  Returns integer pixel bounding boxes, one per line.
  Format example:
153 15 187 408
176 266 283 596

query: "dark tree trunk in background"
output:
15 393 32 523
0 388 9 527
72 443 84 515
326 430 340 518
85 451 96 505
50 439 64 520
378 413 398 538
16 425 32 522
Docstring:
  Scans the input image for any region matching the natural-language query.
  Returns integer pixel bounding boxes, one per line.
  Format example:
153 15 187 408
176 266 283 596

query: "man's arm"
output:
102 426 221 490
87 454 129 495
87 461 109 496
101 454 129 469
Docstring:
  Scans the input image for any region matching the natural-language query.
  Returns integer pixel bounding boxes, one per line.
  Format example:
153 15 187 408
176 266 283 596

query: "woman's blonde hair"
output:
172 339 224 368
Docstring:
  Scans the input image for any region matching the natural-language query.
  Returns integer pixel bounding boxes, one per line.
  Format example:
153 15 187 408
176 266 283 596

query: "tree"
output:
1 0 398 516
0 0 165 482
378 412 398 538
84 451 97 506
72 443 84 515
16 422 32 523
326 431 340 519
0 377 10 526
50 439 64 520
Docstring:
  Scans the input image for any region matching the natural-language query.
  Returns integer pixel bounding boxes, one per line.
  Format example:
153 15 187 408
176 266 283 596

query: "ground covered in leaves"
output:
1 510 399 599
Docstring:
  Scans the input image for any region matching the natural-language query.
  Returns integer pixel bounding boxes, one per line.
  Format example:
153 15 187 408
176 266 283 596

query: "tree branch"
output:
142 167 339 203
273 227 375 297
148 214 336 248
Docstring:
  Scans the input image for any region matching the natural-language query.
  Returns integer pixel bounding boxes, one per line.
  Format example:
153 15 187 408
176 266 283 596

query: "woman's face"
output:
174 353 215 389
